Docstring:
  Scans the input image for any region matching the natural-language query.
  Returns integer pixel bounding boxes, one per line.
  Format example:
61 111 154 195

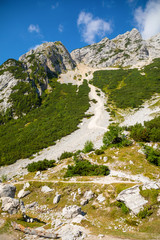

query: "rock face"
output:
0 183 16 198
1 197 20 214
71 28 160 68
62 205 82 219
56 224 84 240
116 185 148 214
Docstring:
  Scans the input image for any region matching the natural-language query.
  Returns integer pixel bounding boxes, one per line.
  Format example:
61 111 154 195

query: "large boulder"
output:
116 185 148 214
56 224 84 240
62 205 82 219
1 197 20 214
41 186 53 193
83 190 94 201
0 183 16 198
53 193 61 204
18 189 31 199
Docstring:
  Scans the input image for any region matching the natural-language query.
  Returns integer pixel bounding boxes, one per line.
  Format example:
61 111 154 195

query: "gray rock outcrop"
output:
0 183 16 198
18 189 31 199
56 224 85 240
116 185 148 214
41 185 53 193
53 193 61 204
62 205 82 219
71 28 160 68
1 197 20 214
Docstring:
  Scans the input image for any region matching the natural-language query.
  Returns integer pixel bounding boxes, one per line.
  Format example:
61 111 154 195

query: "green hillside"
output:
0 80 90 166
91 58 160 109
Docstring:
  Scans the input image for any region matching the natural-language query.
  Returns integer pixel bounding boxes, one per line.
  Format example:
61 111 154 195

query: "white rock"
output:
129 160 133 165
1 197 20 214
54 219 63 228
103 157 108 162
83 190 94 201
41 186 53 193
80 199 88 206
35 171 41 177
97 194 106 203
78 188 81 195
56 224 84 240
137 149 145 155
18 189 31 199
0 183 16 198
53 193 61 204
62 205 82 219
116 185 148 214
142 181 160 190
23 182 30 189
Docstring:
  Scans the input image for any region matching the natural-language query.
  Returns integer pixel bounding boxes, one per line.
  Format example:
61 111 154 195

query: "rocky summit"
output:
0 28 160 240
71 28 160 68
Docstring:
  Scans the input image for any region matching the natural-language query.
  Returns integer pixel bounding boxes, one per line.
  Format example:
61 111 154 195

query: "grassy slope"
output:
8 143 160 240
91 58 160 109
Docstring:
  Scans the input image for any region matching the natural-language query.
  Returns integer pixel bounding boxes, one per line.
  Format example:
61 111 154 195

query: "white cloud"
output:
58 24 63 32
28 24 40 33
51 2 59 9
134 0 160 39
77 11 111 44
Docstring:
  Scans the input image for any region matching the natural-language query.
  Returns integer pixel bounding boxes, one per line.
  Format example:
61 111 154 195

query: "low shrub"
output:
137 207 153 219
64 159 110 178
103 124 132 148
83 140 94 153
95 149 105 155
59 151 73 160
27 159 56 172
144 145 160 166
116 201 130 214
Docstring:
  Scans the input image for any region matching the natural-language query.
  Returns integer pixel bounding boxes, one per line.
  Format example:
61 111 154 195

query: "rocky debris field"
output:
0 143 160 240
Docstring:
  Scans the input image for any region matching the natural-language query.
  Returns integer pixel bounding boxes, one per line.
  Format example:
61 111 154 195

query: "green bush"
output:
137 207 153 219
64 159 110 178
27 159 56 172
143 145 160 166
116 201 129 214
59 151 74 160
95 149 105 155
103 124 132 147
83 140 94 153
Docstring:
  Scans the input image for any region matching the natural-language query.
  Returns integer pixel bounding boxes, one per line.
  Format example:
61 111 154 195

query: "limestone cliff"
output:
71 28 160 67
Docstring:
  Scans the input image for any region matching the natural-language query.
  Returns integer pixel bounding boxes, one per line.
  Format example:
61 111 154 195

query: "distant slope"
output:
90 58 160 109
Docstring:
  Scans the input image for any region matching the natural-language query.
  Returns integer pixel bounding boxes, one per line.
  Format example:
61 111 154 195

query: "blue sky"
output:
0 0 160 65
